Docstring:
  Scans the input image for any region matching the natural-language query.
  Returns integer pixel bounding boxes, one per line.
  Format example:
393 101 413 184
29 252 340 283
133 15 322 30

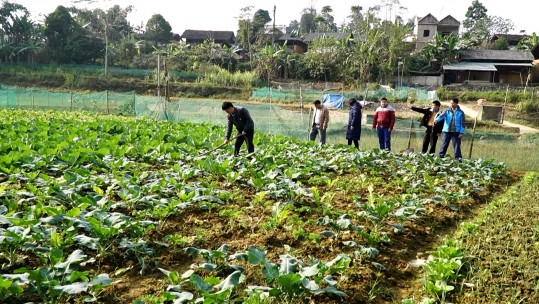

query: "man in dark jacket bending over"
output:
222 101 255 156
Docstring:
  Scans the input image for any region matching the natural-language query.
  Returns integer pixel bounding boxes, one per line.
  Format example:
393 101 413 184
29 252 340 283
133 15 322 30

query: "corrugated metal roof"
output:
443 62 497 71
493 63 532 67
444 62 533 71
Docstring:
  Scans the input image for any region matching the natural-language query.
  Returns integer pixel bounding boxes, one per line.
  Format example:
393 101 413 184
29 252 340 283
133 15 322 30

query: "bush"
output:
407 90 417 104
516 100 539 114
197 65 256 88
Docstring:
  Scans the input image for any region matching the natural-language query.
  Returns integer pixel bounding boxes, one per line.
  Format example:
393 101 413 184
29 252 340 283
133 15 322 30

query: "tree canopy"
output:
145 14 172 44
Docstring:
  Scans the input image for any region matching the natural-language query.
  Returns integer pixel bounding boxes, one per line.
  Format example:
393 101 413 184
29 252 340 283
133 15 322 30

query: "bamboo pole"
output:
300 85 304 127
307 106 312 141
500 85 509 124
468 115 478 159
106 90 110 114
406 117 414 152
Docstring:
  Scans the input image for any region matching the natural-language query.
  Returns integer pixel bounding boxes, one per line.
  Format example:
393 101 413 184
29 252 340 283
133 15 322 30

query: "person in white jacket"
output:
309 100 330 145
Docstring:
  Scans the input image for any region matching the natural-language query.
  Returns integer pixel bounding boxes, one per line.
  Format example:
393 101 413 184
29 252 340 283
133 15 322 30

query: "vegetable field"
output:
0 109 510 303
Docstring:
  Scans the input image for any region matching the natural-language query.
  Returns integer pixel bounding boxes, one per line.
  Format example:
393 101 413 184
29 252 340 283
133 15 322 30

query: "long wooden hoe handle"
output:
200 133 245 156
407 117 414 149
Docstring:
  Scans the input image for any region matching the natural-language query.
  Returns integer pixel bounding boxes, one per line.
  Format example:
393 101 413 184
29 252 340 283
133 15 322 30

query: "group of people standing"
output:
221 97 465 161
410 98 465 161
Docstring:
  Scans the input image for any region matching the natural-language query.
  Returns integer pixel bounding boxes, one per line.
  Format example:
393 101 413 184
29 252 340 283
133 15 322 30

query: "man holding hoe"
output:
222 101 255 156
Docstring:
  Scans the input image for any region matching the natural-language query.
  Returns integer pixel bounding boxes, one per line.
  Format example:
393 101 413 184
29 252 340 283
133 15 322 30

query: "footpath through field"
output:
440 101 539 134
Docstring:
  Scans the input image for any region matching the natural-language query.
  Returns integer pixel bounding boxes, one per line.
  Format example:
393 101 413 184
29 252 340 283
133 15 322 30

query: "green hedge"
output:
0 63 199 81
0 73 250 100
436 87 534 103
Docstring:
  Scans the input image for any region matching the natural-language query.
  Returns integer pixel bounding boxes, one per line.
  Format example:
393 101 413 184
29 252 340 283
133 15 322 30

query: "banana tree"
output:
419 33 465 72
518 32 538 50
255 44 284 83
275 42 294 79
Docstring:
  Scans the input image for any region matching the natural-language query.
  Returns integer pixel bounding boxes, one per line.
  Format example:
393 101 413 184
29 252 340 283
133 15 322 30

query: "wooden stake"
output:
501 85 509 123
468 115 478 159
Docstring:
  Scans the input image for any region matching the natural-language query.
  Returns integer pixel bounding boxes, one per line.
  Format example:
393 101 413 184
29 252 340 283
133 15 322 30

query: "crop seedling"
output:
421 239 464 302
163 233 195 248
245 246 349 303
0 110 511 303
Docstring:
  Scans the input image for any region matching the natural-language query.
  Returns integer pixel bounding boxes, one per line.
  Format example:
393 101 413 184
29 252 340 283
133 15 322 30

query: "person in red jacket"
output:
372 97 396 151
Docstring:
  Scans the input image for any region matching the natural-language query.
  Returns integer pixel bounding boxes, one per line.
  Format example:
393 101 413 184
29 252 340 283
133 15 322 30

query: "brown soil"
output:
91 172 518 304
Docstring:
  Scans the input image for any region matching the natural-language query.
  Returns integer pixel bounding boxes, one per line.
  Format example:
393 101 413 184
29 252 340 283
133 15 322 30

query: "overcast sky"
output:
12 0 539 35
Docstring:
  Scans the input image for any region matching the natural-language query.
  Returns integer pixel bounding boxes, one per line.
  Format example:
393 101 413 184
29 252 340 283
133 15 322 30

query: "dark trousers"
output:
376 126 391 151
348 139 359 149
234 131 254 156
309 124 326 145
438 132 462 161
422 126 439 154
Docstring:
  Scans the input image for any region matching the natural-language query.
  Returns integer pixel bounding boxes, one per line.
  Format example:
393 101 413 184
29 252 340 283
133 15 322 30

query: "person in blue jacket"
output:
222 101 255 156
346 98 362 149
435 98 465 161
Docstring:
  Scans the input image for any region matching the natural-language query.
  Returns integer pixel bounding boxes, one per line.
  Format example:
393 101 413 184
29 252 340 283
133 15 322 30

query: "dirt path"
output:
440 101 539 134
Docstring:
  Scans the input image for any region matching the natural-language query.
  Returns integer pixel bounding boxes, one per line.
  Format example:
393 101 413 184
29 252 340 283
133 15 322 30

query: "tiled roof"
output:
181 30 235 41
460 49 533 62
303 32 352 42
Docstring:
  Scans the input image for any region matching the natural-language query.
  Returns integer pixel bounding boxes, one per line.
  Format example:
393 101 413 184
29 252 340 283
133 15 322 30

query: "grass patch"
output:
328 128 539 172
404 173 537 304
427 172 539 303
453 172 539 303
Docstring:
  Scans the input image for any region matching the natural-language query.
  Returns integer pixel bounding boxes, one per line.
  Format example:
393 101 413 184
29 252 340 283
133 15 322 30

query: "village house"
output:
180 30 235 47
275 32 353 54
415 14 460 50
274 34 308 54
489 34 529 49
443 49 533 85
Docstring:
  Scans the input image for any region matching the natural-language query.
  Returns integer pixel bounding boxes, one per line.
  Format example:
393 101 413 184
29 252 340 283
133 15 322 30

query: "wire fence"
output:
0 82 429 142
1 83 537 171
0 84 135 114
251 82 437 103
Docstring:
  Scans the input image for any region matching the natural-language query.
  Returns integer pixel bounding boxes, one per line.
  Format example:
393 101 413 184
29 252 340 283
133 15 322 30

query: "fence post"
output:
468 115 478 159
32 89 35 109
300 86 304 127
70 92 73 111
106 90 110 114
500 85 509 124
133 91 136 115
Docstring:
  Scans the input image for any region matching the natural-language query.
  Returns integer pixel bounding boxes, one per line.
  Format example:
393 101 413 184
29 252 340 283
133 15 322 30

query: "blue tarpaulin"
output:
322 93 345 109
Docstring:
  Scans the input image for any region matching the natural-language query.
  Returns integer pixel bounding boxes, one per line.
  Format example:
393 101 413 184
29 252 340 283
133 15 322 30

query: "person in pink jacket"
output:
372 97 396 151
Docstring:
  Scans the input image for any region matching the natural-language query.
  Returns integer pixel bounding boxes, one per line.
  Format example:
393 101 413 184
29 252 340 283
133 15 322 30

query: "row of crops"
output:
0 109 509 303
